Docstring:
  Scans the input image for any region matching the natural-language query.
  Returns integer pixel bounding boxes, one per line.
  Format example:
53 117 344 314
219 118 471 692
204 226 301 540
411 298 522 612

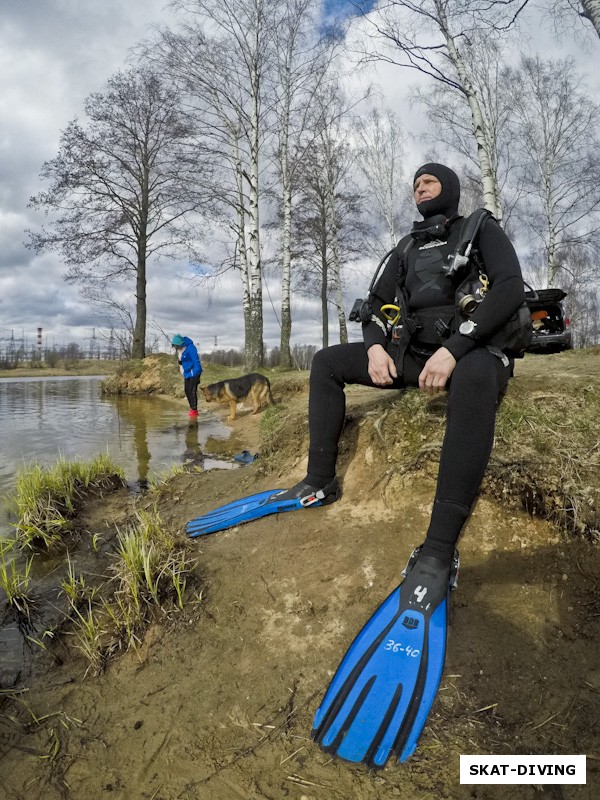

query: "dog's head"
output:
200 385 215 404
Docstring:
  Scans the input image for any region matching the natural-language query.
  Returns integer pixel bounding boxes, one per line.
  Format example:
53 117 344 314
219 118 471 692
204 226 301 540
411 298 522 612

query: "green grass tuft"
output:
0 537 34 617
66 507 196 672
11 454 125 551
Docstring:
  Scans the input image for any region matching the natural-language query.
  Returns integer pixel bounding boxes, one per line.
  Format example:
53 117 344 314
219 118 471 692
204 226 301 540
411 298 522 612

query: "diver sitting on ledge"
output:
185 162 530 768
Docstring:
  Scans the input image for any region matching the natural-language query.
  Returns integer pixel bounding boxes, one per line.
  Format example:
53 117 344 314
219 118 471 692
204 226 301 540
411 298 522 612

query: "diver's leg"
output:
421 348 511 562
305 343 420 486
307 343 371 484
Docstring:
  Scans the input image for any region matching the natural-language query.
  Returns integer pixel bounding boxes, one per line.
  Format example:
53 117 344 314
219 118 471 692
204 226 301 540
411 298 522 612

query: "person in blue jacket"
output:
171 334 203 417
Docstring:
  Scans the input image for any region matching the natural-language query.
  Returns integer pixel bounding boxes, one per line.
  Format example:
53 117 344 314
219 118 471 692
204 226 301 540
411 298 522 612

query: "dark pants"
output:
184 375 201 411
306 343 511 557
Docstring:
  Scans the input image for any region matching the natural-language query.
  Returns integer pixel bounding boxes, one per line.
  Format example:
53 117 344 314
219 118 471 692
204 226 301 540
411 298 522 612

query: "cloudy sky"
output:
1 1 598 356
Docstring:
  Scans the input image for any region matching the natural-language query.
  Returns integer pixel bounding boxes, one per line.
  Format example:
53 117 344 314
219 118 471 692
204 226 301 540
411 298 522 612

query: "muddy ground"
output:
1 352 599 800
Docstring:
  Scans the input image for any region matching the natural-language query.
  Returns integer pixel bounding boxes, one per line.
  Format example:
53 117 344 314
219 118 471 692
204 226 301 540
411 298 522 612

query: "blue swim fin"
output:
186 479 340 537
311 547 459 768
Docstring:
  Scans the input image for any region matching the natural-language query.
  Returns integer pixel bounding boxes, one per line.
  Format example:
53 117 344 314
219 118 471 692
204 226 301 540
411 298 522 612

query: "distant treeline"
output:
0 342 321 371
201 344 319 370
0 343 120 370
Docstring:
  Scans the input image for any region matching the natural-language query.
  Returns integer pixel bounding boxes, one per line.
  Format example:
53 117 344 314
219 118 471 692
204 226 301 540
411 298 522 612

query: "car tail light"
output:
565 317 571 329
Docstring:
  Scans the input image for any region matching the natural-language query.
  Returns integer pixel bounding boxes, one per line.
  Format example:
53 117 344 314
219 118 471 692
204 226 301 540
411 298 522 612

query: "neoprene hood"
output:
413 163 460 219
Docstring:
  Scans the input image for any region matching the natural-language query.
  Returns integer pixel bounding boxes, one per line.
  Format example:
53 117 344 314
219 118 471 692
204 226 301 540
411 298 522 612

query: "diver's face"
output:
414 174 442 205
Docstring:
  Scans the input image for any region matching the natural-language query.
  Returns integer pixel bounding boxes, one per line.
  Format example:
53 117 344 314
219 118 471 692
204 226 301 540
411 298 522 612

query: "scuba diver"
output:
186 163 530 767
171 334 203 418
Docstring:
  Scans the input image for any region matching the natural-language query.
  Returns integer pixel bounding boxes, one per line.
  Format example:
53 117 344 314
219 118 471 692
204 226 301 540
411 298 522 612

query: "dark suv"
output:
525 288 572 353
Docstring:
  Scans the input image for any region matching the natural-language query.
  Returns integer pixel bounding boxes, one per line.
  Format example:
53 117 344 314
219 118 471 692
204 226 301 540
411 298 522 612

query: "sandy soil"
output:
1 354 599 800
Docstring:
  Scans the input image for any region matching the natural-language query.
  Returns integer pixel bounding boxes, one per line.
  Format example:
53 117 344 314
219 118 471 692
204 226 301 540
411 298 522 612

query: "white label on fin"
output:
414 585 428 604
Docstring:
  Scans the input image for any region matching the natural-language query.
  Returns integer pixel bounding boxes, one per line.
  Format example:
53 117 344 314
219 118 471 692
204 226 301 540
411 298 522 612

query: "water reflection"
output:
0 377 233 531
184 419 202 466
0 376 240 684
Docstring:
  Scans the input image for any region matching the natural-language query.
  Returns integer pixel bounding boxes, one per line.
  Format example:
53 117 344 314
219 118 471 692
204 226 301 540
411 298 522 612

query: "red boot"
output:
188 409 199 418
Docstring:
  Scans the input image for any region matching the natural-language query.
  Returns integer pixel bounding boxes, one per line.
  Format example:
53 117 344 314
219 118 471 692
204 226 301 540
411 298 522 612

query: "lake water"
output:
0 375 234 536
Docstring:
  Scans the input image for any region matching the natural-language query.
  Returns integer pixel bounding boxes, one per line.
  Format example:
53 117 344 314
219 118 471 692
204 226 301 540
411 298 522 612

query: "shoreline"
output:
0 364 119 379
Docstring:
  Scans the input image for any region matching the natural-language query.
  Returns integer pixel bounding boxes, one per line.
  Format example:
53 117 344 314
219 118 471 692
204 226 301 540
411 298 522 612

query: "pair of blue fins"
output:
186 479 459 769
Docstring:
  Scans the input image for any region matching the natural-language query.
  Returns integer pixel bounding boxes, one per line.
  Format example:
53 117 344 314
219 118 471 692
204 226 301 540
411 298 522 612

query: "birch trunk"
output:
234 145 253 354
133 245 147 359
279 94 293 367
437 2 503 221
280 179 293 367
331 244 348 344
321 232 329 348
326 177 348 344
581 0 600 37
132 161 149 359
245 31 264 369
543 168 559 287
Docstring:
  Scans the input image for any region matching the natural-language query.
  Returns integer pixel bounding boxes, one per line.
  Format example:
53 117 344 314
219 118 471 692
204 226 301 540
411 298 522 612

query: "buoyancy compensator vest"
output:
373 209 532 366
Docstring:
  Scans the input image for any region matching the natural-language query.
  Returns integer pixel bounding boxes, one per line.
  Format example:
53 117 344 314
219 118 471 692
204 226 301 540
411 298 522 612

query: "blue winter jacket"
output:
180 337 202 379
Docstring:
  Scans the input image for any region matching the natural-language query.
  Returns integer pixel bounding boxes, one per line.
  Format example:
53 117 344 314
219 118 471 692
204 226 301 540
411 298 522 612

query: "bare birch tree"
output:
269 0 335 367
580 0 600 33
29 68 202 359
507 55 600 287
547 0 600 40
550 244 599 346
353 0 530 222
294 89 369 347
411 36 526 225
353 105 409 250
154 0 276 368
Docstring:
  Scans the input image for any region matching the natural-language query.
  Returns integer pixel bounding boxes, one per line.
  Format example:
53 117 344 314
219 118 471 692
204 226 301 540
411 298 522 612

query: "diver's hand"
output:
419 347 456 394
367 344 398 386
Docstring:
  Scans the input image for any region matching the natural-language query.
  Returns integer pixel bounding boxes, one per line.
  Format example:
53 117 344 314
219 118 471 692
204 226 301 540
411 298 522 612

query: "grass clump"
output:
66 508 195 672
0 537 34 618
258 402 288 456
59 554 98 608
111 508 192 616
486 382 600 538
12 454 125 551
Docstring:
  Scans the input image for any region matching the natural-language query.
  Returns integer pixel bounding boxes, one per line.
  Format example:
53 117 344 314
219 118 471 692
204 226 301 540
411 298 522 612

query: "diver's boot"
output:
274 477 341 506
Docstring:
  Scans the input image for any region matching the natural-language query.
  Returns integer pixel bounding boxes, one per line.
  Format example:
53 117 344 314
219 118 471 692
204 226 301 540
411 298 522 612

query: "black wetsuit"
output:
305 213 526 563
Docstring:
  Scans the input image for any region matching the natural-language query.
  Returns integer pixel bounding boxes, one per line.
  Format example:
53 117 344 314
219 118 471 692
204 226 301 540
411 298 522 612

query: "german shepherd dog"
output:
200 373 275 421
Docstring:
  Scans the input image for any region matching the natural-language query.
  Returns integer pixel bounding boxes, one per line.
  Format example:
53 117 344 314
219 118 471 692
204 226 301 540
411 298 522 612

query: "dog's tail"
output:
261 376 276 406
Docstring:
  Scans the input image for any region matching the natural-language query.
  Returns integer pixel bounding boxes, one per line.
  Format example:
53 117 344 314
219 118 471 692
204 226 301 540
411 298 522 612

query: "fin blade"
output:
312 562 452 768
186 490 280 528
185 490 280 535
186 491 308 537
397 598 448 762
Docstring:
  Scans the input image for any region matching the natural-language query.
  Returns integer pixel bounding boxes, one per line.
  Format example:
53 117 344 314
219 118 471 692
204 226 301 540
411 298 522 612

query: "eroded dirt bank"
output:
1 350 599 800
